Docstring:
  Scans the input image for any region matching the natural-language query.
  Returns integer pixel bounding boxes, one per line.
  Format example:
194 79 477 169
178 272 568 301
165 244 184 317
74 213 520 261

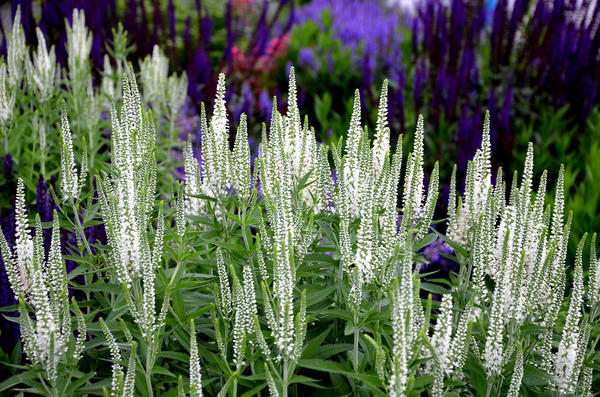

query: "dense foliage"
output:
3 0 600 252
0 4 599 397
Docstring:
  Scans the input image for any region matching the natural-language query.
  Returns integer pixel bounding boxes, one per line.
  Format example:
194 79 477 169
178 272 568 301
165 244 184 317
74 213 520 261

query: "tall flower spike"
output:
7 5 25 89
233 113 251 199
286 67 302 161
447 112 493 245
102 54 116 102
215 249 232 317
507 346 524 397
232 268 248 368
209 73 232 193
354 134 376 282
588 233 599 307
140 45 169 111
97 69 157 286
168 72 188 116
122 341 137 397
483 227 511 375
47 212 69 337
554 235 586 395
71 297 86 361
550 165 565 249
388 278 411 397
242 264 258 327
65 9 92 83
430 293 454 374
189 320 203 397
60 107 80 202
26 28 57 102
348 263 363 317
264 363 280 397
416 161 439 238
447 165 457 228
0 184 71 382
183 135 205 216
292 289 307 360
175 186 186 238
450 301 472 375
0 63 16 125
373 79 389 177
7 178 34 298
343 89 363 218
100 318 124 397
281 68 320 210
402 114 425 223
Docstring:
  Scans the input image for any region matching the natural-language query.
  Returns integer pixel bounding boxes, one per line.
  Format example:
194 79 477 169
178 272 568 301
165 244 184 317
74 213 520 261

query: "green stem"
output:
71 199 94 312
146 344 154 397
353 319 359 374
485 377 494 397
88 125 94 171
169 115 176 147
51 384 59 397
72 200 93 259
250 346 255 379
375 290 383 334
145 373 153 397
40 149 46 179
282 358 289 397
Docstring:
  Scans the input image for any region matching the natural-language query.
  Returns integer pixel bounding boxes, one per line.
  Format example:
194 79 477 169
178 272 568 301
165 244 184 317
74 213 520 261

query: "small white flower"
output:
59 108 80 201
140 45 169 111
66 9 92 83
26 28 57 102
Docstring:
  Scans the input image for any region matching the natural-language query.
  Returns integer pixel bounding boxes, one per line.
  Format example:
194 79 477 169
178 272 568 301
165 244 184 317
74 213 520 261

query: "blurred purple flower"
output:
36 175 57 252
422 237 457 274
0 203 18 352
457 107 482 175
168 0 176 45
298 47 318 70
259 90 273 122
3 154 14 180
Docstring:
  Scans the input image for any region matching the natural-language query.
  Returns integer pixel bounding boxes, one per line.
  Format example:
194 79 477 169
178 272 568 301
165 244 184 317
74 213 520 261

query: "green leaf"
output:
522 364 552 386
152 365 177 378
420 282 450 296
65 371 96 393
315 344 355 359
306 285 336 307
240 384 266 397
297 359 380 386
0 371 40 392
302 326 332 359
289 374 325 388
318 309 353 322
413 233 438 251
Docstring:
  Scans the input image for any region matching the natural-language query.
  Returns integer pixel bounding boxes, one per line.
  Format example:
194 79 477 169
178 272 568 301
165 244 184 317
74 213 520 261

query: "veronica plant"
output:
441 110 596 396
95 69 168 396
0 31 598 395
0 179 86 395
25 27 57 104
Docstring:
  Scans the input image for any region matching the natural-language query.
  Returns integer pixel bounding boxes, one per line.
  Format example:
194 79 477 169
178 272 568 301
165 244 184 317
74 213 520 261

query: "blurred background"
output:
0 0 599 304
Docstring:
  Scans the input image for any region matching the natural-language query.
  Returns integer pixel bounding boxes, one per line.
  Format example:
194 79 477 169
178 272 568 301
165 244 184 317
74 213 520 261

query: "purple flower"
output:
3 153 14 180
232 83 253 123
422 237 457 274
35 175 58 253
168 0 176 45
0 202 19 351
457 107 482 175
298 47 318 70
259 90 273 122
